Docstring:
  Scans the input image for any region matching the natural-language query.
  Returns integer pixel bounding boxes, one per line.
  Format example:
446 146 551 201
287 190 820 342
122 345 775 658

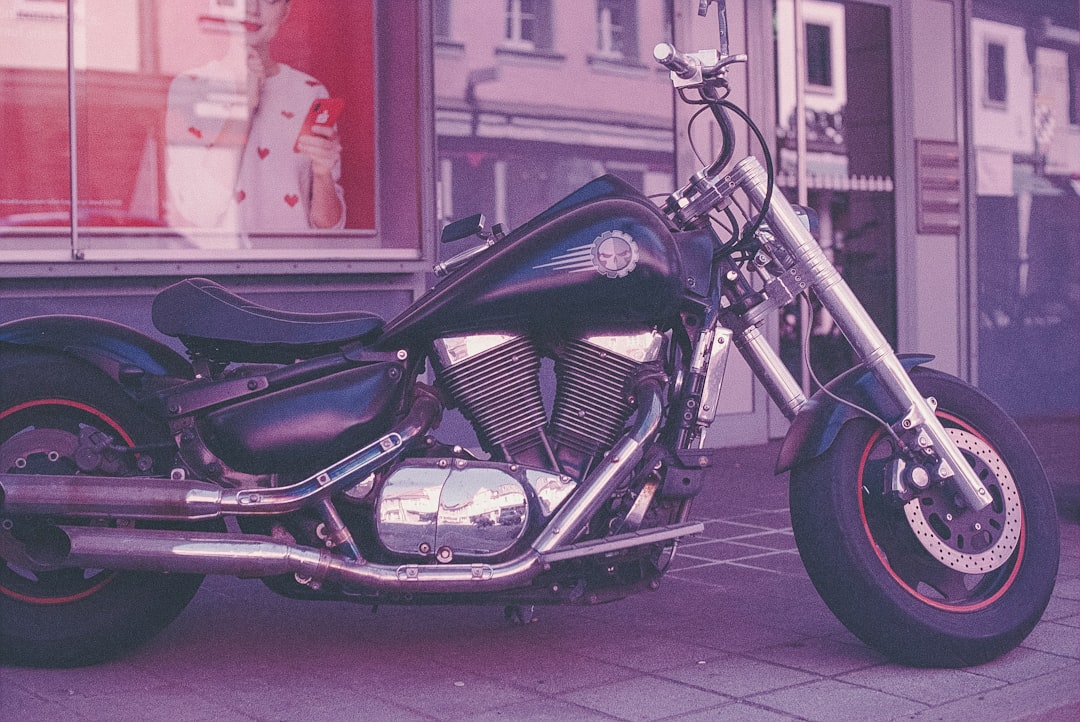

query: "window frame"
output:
596 0 638 62
501 0 553 54
0 0 435 277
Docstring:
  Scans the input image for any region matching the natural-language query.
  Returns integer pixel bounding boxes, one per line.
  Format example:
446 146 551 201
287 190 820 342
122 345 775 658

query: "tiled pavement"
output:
1 417 1078 721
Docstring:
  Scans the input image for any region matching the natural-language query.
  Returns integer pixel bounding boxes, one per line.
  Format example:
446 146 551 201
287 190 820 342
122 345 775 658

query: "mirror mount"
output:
697 0 730 57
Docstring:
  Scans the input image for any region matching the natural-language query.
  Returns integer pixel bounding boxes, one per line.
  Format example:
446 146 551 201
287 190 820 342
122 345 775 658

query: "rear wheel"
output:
0 354 204 667
789 368 1059 667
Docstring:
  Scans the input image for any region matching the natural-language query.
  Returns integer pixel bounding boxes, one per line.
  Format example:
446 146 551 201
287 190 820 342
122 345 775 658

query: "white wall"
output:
907 0 962 376
970 18 1034 155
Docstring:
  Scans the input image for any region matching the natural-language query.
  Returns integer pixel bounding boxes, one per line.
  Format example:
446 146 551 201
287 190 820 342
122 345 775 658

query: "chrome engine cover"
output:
375 458 576 561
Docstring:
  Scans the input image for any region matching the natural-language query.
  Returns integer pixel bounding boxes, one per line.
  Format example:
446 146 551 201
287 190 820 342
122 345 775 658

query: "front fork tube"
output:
729 157 991 511
732 324 807 422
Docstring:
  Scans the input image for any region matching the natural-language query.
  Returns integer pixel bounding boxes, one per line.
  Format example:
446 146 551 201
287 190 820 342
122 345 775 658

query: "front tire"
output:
789 368 1059 667
0 353 204 667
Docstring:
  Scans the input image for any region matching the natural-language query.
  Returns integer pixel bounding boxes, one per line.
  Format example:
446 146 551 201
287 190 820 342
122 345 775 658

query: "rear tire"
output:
789 368 1059 667
0 352 204 667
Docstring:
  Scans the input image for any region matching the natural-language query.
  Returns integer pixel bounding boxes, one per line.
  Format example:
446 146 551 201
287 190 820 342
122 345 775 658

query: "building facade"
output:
2 0 1077 447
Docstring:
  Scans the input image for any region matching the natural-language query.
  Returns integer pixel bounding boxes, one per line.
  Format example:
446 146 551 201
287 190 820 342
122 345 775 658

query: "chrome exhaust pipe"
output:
49 521 702 595
0 388 441 521
27 381 682 595
51 525 543 593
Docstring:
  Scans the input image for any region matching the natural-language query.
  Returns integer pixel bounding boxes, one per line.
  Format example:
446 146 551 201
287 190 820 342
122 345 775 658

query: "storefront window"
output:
1 0 424 263
972 1 1080 415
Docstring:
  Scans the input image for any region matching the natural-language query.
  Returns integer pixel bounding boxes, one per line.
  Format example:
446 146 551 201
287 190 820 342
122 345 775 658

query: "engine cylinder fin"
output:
550 339 642 456
436 336 547 455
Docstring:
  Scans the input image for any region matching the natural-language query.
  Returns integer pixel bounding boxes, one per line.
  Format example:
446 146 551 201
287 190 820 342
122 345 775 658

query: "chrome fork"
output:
727 157 991 511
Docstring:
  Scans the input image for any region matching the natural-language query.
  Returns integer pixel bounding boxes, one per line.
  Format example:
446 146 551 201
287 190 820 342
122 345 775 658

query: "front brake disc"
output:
902 428 1022 573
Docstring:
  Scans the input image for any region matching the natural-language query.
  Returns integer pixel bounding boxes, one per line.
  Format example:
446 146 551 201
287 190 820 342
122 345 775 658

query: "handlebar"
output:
653 43 699 80
653 42 747 90
653 19 762 230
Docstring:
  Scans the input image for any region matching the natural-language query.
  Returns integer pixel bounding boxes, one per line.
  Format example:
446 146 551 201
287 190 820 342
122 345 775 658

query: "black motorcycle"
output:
0 1 1058 668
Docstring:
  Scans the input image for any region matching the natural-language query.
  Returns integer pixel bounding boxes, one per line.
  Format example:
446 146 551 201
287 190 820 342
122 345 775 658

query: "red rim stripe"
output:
0 399 131 604
857 412 1025 612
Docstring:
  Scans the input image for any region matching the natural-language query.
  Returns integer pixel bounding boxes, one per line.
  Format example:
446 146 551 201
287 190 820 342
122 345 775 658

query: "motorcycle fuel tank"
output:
378 176 687 346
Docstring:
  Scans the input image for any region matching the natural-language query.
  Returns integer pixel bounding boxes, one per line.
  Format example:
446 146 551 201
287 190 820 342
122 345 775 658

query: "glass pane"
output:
776 0 897 388
71 0 377 254
985 42 1006 103
973 1 1080 415
805 23 832 87
434 0 451 40
436 1 673 243
0 0 72 251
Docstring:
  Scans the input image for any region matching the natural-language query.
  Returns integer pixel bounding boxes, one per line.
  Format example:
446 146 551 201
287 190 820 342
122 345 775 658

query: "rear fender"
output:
0 315 193 386
776 354 934 473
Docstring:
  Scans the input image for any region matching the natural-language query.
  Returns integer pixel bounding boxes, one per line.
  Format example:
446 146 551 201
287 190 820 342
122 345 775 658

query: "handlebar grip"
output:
653 43 699 80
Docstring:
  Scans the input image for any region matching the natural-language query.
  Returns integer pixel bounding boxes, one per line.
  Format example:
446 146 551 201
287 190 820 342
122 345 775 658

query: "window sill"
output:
435 38 465 54
495 45 565 63
587 54 647 74
805 83 836 97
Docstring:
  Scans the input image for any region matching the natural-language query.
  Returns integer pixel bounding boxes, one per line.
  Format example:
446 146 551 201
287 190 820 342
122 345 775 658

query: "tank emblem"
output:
591 230 639 278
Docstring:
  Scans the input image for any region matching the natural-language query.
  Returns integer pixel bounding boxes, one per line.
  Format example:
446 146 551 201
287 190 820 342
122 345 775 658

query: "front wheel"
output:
789 367 1059 667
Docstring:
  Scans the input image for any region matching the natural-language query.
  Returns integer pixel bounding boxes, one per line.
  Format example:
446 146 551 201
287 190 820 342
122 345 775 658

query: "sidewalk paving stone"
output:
747 678 930 722
1 415 1077 721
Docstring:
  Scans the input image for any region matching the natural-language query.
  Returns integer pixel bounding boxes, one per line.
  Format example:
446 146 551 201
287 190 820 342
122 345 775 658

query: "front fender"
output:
776 354 934 473
0 315 193 384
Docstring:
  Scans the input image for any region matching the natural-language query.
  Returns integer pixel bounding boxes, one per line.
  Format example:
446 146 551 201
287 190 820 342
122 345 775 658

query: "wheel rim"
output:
857 412 1025 612
0 399 134 605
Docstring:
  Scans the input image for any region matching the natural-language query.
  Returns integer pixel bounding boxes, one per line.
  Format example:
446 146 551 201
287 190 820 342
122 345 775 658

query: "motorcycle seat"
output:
152 278 384 362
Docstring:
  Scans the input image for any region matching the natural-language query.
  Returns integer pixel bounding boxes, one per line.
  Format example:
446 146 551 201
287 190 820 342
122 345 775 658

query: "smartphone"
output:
294 98 344 152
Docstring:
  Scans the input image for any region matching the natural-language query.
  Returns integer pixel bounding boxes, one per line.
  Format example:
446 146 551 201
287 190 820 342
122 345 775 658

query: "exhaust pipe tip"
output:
19 524 73 569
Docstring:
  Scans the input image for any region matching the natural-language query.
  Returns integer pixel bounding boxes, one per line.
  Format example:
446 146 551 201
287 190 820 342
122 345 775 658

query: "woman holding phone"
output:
166 0 345 238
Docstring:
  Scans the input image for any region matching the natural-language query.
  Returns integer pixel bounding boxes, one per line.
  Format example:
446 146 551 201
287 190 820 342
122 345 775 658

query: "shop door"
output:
702 0 900 446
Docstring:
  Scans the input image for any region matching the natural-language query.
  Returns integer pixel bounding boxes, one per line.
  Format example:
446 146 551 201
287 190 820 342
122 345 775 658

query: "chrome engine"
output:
367 328 665 561
431 329 664 479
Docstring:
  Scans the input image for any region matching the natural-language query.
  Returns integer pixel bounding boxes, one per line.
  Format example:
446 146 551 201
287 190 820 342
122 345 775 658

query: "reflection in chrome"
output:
432 333 519 367
341 473 376 500
375 459 575 560
580 329 664 363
